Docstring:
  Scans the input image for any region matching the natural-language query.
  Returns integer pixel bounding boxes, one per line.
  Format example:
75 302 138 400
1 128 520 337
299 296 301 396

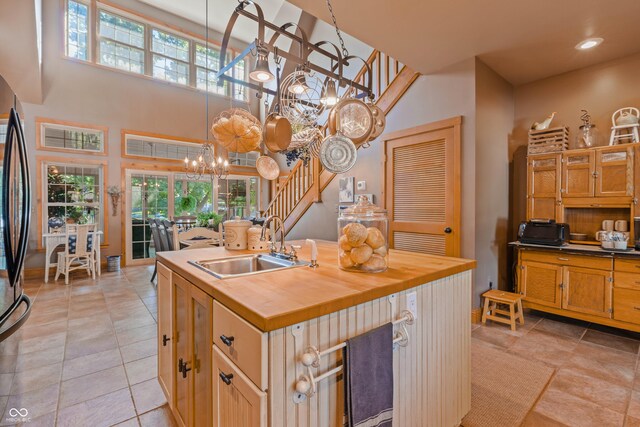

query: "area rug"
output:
461 341 555 427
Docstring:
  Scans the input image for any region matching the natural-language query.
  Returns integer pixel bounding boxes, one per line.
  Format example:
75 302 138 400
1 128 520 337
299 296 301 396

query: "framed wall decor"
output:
338 176 355 203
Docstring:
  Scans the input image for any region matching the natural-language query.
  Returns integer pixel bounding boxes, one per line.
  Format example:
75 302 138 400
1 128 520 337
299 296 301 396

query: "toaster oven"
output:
518 219 570 246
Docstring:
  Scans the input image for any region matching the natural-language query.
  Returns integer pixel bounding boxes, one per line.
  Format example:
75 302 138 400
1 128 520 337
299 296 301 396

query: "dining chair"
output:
163 220 178 251
55 223 96 285
148 219 162 283
157 220 170 255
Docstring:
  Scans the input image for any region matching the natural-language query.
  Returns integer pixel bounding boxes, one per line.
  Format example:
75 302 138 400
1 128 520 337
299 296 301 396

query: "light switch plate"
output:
406 291 418 320
357 180 366 191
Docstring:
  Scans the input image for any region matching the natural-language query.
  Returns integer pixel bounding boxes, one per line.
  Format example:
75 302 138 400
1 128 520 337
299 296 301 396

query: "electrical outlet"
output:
406 291 418 320
357 180 366 191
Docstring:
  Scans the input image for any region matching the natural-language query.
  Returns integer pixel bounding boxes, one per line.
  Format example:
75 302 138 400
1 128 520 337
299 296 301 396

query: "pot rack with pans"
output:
216 0 373 102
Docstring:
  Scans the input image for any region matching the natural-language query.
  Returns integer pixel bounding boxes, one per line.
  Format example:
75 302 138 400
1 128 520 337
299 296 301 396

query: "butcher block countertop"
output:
156 240 476 332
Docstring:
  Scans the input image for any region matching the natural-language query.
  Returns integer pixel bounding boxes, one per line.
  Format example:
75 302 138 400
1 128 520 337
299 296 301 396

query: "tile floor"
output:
0 265 175 426
473 309 640 427
4 264 640 426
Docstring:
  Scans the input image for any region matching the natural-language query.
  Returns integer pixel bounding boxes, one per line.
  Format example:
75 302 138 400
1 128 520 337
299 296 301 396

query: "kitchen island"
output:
156 240 476 427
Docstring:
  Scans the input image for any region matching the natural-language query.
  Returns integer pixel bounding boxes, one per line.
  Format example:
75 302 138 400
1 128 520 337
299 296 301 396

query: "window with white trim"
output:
97 10 145 74
229 151 259 167
63 1 250 101
65 0 89 60
40 122 105 153
195 43 227 95
124 133 203 161
233 59 248 101
43 162 104 233
0 118 8 144
151 29 190 85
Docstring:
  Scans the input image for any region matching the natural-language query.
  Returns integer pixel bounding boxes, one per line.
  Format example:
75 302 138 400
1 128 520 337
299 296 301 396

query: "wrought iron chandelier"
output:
183 0 230 181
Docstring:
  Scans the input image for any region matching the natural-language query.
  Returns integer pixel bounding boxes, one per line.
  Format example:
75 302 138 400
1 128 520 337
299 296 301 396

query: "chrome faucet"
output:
260 215 293 258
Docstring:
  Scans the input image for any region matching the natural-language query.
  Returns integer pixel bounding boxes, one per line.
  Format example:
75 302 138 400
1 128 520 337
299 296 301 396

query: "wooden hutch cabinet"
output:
519 142 640 332
527 144 638 241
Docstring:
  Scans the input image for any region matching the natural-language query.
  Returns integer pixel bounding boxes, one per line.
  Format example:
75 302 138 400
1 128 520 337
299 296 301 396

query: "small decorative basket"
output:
211 108 262 153
528 126 569 154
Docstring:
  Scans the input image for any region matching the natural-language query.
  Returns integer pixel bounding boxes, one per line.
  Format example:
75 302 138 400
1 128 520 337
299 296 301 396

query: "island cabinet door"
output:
213 346 267 427
595 146 634 197
527 154 561 221
157 263 173 409
190 285 213 427
172 275 190 427
562 151 595 198
520 260 562 308
562 267 613 318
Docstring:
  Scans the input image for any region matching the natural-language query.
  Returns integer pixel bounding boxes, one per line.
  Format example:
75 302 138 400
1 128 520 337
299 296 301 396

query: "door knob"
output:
444 227 452 234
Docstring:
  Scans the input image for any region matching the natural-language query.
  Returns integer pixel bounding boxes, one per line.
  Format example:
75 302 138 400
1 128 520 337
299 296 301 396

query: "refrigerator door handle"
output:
2 107 31 288
0 293 31 342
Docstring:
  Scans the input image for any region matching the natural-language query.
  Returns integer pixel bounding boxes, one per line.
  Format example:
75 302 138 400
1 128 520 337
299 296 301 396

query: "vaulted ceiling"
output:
285 0 640 85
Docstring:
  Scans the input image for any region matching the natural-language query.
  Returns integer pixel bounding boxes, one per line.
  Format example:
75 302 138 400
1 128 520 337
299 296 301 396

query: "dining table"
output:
42 231 103 283
179 236 221 249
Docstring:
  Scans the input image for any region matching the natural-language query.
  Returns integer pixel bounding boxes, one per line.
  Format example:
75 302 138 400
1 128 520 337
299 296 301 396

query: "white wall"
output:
475 59 514 297
513 52 640 156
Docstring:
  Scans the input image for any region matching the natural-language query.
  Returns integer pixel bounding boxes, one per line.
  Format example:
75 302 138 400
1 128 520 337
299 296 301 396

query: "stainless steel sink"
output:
189 253 308 279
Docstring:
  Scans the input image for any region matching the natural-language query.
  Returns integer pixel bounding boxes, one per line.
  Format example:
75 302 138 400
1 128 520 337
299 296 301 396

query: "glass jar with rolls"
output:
337 196 388 273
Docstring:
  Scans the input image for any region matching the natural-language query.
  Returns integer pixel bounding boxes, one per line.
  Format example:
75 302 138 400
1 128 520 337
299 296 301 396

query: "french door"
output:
124 170 259 265
125 171 172 265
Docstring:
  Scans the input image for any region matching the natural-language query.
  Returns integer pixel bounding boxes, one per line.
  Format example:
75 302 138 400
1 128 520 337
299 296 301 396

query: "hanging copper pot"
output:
263 65 292 153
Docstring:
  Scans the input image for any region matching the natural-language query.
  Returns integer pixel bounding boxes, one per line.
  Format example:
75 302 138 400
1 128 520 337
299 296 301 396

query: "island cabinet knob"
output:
219 372 234 385
444 227 452 234
162 334 170 346
220 334 235 346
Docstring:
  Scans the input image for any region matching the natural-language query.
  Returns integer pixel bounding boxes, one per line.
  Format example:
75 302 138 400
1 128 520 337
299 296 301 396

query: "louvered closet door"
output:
384 117 461 257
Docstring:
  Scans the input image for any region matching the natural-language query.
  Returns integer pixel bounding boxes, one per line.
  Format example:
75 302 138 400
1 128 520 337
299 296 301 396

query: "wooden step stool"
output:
481 290 524 331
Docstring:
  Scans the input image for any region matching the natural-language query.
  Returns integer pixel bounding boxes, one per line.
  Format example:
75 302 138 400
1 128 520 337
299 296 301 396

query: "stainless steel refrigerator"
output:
0 105 32 341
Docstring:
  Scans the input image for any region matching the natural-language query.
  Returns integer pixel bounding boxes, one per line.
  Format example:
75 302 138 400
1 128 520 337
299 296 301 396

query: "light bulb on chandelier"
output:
321 79 339 106
288 71 309 95
249 47 275 82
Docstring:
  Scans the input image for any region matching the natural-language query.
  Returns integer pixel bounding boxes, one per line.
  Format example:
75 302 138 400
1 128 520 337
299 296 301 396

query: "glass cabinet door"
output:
595 147 633 197
562 151 595 198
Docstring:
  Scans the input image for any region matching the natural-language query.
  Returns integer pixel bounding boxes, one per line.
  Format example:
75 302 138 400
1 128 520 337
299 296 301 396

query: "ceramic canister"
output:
247 225 270 251
223 217 252 250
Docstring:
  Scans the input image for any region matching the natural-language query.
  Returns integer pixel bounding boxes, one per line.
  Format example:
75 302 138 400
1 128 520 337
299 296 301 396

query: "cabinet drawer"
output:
615 259 640 274
613 288 640 325
615 272 640 290
520 251 612 270
213 301 268 391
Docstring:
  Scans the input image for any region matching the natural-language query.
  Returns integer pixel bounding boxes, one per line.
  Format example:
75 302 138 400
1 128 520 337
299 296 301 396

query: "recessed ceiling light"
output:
575 38 603 50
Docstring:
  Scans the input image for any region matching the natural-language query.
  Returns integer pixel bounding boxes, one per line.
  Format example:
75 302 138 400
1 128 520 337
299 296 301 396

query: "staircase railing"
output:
263 49 418 228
